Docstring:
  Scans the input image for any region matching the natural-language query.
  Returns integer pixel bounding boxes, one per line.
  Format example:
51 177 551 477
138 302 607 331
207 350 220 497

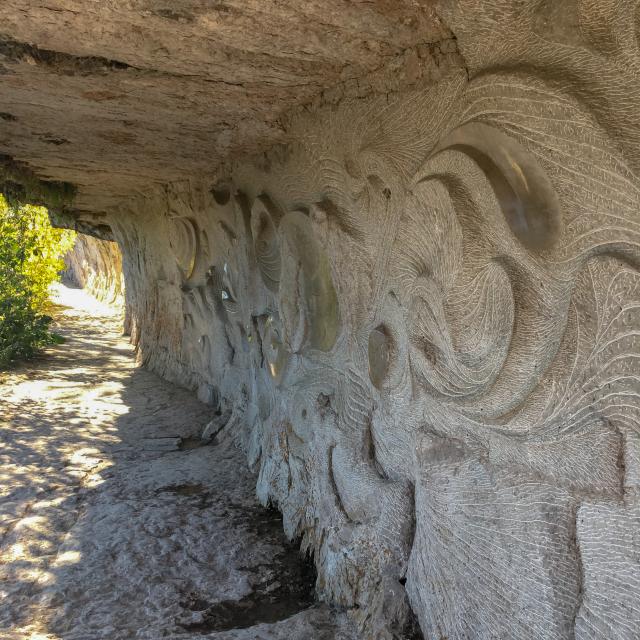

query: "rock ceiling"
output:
0 1 461 218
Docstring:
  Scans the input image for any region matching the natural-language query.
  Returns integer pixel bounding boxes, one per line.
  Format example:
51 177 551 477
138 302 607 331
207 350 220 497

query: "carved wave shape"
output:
129 45 640 638
251 195 282 293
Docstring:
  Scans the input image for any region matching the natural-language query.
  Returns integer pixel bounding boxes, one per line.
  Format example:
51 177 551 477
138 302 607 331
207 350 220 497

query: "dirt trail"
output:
0 284 356 640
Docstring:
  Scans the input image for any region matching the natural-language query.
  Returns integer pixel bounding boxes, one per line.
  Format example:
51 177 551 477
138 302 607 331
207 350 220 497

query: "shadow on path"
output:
0 284 357 640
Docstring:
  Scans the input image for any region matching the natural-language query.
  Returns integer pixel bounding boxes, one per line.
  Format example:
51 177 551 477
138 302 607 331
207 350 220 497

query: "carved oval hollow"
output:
433 122 561 252
251 196 282 292
280 211 340 352
211 182 231 205
168 217 198 279
368 325 393 389
264 315 290 385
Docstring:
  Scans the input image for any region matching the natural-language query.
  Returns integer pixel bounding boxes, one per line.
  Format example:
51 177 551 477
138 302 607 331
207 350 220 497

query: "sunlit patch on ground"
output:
0 285 356 640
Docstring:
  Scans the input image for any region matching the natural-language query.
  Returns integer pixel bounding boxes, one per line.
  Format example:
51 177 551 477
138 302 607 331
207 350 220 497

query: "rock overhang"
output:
0 0 461 228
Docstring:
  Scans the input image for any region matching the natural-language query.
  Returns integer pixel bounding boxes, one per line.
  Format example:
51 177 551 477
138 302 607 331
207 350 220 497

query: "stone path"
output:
0 284 357 640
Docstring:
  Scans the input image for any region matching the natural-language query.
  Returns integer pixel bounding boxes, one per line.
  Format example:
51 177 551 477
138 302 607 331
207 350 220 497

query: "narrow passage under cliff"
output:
0 284 357 640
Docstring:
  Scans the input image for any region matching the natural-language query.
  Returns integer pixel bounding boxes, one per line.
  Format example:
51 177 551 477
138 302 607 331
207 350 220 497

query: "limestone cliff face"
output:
63 234 125 310
3 1 640 638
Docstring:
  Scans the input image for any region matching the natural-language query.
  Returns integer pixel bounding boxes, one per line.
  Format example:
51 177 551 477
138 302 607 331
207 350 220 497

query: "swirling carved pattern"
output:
251 195 282 292
279 211 340 353
393 90 640 639
433 122 562 251
130 21 640 637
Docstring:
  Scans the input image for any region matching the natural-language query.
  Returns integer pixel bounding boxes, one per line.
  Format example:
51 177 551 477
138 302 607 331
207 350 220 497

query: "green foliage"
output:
0 155 77 211
0 194 75 367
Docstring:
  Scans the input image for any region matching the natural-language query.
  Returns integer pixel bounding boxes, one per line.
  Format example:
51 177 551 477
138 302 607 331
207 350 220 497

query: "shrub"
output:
0 194 75 367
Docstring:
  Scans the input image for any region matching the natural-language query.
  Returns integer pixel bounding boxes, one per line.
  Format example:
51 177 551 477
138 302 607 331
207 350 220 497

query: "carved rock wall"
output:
22 1 637 638
63 234 125 310
109 13 640 632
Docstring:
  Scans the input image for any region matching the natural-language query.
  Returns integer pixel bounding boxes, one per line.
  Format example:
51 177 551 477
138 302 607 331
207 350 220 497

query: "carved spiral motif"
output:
392 121 573 420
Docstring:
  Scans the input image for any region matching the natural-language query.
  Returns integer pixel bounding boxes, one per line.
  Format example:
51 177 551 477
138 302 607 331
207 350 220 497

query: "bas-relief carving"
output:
119 13 640 638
